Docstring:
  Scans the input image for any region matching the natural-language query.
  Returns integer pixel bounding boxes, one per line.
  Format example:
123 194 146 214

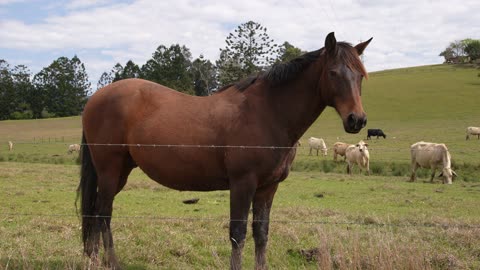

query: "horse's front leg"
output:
229 174 257 270
252 183 279 270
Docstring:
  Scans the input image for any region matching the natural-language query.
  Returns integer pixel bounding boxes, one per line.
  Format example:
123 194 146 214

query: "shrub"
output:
10 110 33 120
41 109 56 118
370 163 385 175
321 160 333 173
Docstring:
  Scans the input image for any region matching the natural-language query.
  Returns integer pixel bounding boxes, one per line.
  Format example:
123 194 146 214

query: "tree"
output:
141 44 194 93
0 61 34 119
216 50 244 87
439 40 465 63
97 71 113 90
112 60 141 82
0 60 15 120
191 55 217 96
463 39 480 61
11 64 34 119
439 47 455 62
217 21 280 85
276 42 305 63
33 56 90 117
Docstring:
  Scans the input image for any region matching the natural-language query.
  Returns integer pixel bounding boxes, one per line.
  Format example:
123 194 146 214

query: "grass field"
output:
1 162 480 269
1 64 480 269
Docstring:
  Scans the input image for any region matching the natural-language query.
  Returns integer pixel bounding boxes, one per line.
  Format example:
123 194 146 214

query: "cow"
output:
68 143 81 154
466 126 480 140
345 140 370 175
8 141 13 151
409 141 457 184
308 137 327 156
333 142 350 162
367 129 386 139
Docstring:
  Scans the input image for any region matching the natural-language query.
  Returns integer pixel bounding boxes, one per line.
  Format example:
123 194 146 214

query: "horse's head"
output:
320 32 372 134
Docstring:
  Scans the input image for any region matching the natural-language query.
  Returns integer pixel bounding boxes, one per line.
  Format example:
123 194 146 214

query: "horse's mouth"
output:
344 126 363 134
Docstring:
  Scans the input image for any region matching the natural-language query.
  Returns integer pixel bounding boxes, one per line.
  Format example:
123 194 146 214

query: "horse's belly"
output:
135 154 229 191
150 176 230 191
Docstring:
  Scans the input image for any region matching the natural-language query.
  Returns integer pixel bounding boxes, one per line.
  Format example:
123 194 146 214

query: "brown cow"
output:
333 142 349 162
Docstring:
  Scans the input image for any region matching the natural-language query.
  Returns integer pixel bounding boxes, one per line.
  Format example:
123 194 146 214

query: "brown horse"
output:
78 32 371 269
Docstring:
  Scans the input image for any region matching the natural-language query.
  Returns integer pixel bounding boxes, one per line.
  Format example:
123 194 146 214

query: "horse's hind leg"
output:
252 183 278 270
95 155 135 269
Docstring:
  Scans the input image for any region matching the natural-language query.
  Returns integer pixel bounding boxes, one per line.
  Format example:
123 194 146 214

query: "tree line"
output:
0 21 304 120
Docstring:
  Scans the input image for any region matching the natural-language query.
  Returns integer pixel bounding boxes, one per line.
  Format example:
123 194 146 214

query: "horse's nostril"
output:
347 113 356 126
362 117 367 128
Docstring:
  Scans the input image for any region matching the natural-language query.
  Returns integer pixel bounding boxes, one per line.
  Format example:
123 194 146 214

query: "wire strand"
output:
3 212 479 229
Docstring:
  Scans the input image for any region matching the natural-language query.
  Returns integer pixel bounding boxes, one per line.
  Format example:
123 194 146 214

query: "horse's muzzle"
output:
344 113 367 134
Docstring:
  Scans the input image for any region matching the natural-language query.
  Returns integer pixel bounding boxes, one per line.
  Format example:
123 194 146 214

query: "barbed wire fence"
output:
2 138 480 151
1 138 479 167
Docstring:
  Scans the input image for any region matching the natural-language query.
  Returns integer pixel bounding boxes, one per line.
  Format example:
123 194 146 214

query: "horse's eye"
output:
329 70 337 77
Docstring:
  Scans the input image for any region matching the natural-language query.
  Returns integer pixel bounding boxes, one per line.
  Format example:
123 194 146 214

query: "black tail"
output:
76 133 98 254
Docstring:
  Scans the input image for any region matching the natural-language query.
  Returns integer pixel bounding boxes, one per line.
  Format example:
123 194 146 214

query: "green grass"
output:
1 162 480 269
1 64 480 268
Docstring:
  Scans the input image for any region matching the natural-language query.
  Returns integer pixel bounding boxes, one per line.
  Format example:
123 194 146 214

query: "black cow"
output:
367 129 386 139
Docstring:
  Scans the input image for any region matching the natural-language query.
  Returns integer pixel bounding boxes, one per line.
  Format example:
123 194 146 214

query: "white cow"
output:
333 142 350 162
8 141 13 151
466 126 480 140
68 143 81 154
308 137 327 156
409 141 457 184
345 140 370 175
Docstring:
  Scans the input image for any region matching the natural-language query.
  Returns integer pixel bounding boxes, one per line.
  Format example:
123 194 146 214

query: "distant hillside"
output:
1 64 479 164
303 64 480 163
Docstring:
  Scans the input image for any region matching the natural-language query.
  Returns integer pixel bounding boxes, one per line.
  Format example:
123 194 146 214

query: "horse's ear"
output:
325 32 337 57
355 37 373 56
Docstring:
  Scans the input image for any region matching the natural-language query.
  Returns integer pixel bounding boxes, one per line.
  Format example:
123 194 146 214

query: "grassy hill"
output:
0 64 479 174
300 64 480 165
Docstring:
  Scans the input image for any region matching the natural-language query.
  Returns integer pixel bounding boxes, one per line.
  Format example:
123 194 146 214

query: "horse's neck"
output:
254 64 327 143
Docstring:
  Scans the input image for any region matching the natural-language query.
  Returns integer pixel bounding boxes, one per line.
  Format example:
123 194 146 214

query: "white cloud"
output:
1 0 479 82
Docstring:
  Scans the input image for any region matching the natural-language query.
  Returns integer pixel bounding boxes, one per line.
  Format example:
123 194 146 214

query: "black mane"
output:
233 49 322 91
261 49 322 85
217 42 366 92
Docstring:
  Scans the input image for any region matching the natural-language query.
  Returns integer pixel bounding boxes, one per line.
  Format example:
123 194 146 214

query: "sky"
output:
1 0 479 89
